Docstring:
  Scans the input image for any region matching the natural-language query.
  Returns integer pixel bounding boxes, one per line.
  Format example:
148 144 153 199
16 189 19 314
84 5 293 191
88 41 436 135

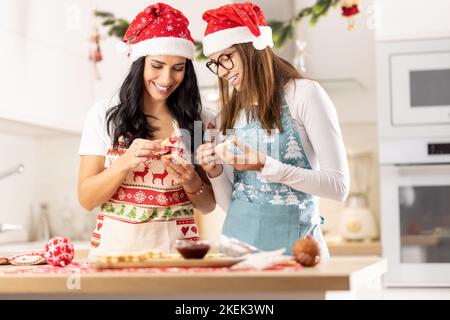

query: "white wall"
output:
291 0 379 236
0 128 38 243
35 134 96 241
376 0 450 41
0 119 95 244
295 0 377 124
0 0 94 134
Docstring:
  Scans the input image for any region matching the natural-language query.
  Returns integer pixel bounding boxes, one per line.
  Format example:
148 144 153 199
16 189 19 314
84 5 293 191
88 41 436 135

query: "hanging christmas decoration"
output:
340 0 360 30
293 40 308 74
268 0 341 50
88 26 103 80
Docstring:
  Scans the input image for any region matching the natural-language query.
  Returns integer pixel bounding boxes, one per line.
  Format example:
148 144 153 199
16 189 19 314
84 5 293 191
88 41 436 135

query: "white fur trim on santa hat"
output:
203 26 273 56
129 37 195 62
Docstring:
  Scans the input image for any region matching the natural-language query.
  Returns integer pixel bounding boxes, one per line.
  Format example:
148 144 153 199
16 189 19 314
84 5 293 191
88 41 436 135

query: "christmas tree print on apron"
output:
222 98 329 257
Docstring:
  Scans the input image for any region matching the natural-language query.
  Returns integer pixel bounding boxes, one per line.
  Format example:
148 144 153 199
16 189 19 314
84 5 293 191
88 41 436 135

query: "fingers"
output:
162 158 198 187
165 164 181 179
128 140 166 165
231 137 247 151
197 143 215 155
162 157 183 175
197 143 218 166
181 163 195 171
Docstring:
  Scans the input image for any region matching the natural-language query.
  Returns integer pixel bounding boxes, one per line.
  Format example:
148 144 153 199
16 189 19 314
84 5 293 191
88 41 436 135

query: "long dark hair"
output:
219 43 302 134
106 57 202 152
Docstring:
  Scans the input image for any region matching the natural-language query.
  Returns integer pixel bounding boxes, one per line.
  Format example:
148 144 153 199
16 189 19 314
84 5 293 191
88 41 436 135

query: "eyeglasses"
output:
206 51 236 75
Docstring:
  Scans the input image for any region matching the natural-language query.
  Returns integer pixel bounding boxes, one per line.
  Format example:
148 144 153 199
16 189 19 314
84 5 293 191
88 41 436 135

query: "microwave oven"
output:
377 38 450 139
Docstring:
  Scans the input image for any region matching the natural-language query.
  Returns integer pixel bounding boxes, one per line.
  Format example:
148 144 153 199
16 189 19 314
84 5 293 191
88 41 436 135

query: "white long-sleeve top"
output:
209 79 350 213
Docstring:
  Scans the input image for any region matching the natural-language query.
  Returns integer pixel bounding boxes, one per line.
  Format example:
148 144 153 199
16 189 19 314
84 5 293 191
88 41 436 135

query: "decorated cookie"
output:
10 251 46 266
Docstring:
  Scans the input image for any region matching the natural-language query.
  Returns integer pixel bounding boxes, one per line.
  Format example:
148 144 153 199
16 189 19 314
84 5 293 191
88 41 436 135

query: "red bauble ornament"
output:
89 44 103 63
44 237 74 267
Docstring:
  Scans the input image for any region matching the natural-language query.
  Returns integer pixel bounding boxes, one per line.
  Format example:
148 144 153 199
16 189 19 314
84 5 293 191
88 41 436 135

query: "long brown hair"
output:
218 43 302 134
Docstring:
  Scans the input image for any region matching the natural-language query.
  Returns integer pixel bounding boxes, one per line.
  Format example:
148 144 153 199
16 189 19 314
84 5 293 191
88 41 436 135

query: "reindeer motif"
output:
152 169 168 185
133 162 149 183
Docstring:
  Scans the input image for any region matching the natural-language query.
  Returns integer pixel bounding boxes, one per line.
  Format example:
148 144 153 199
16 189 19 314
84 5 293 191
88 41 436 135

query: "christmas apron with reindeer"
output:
89 123 199 259
222 100 329 258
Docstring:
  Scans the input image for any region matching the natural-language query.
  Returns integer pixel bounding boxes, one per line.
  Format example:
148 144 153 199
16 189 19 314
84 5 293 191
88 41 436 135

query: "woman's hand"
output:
124 138 163 170
162 157 203 192
196 142 223 178
215 138 267 172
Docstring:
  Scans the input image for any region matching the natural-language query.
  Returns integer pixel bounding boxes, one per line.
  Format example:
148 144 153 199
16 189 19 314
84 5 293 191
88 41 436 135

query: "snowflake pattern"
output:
166 25 173 31
118 188 126 200
134 191 146 203
46 242 57 255
156 194 168 205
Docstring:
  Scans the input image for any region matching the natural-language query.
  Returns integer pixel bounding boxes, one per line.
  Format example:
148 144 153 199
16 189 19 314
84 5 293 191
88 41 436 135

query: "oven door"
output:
390 51 450 126
380 164 450 286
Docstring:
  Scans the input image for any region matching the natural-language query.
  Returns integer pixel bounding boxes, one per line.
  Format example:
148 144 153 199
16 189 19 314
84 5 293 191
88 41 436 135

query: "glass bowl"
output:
173 240 211 259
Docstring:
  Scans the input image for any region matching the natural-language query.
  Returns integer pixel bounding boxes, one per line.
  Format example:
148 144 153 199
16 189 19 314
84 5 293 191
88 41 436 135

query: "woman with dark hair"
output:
197 2 349 259
78 3 216 259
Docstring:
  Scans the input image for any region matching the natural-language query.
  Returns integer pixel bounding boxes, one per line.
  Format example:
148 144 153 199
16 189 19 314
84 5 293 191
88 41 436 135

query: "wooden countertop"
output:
0 256 386 295
327 239 382 256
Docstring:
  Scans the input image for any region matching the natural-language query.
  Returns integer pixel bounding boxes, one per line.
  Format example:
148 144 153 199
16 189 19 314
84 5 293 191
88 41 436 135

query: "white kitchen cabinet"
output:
376 0 450 41
0 0 95 134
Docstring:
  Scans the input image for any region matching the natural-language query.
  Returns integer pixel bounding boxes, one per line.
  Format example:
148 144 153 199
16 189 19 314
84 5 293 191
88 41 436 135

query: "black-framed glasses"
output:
206 51 236 75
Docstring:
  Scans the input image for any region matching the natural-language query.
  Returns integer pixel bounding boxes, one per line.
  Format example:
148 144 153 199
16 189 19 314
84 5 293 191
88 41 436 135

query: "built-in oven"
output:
377 38 450 286
380 162 450 286
379 139 450 286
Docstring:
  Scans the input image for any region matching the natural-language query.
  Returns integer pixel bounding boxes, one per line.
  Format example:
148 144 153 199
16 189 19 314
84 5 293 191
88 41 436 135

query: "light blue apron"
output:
222 98 329 258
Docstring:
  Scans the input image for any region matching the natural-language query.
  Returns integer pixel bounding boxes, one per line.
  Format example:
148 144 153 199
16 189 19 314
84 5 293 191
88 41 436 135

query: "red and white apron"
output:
88 122 199 259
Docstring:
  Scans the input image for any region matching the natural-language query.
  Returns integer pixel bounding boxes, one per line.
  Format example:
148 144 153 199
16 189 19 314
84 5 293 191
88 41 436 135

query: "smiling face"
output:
209 47 244 91
143 55 186 101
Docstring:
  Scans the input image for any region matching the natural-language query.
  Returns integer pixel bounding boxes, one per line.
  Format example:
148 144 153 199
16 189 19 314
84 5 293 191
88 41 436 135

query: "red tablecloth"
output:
4 261 303 275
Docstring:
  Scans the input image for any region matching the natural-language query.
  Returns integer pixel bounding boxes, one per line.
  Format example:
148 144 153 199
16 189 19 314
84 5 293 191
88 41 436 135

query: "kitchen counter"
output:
0 256 387 299
326 237 382 256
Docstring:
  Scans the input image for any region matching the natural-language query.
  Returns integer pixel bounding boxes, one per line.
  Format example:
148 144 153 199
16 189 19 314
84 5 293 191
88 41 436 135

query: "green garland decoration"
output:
94 1 339 61
269 0 340 49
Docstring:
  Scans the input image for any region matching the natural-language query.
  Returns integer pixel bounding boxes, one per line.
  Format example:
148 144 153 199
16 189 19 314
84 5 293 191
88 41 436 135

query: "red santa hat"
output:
120 2 195 62
202 2 273 56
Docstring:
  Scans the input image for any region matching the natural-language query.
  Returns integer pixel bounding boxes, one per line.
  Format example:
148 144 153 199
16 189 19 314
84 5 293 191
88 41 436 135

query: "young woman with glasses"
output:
196 2 349 258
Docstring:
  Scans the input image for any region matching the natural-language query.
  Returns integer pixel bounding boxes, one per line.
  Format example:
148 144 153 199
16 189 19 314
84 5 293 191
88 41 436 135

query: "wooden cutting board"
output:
92 257 244 269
